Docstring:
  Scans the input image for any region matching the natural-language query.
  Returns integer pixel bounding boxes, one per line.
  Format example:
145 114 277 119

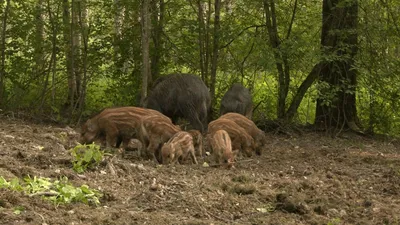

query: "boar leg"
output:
105 125 119 149
182 107 204 133
147 141 162 164
188 146 198 164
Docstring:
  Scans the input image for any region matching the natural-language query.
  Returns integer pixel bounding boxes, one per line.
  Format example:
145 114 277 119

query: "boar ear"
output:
232 149 240 157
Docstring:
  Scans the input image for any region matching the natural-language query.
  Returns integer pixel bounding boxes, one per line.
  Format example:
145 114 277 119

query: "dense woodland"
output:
0 0 399 136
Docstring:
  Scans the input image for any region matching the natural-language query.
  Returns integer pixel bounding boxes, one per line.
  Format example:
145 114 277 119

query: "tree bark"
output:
34 0 45 78
264 0 290 119
62 0 75 113
150 0 165 84
314 0 359 133
140 0 151 104
204 0 212 87
210 0 221 106
0 0 10 107
197 0 206 82
71 0 81 104
78 0 88 113
46 0 58 106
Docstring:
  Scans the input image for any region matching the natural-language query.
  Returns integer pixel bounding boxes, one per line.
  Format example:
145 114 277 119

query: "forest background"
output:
0 0 398 136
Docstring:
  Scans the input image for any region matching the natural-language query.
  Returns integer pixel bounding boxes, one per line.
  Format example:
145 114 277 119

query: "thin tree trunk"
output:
62 0 75 113
71 0 81 104
34 0 45 78
0 0 10 107
150 0 164 84
140 0 151 104
36 0 48 111
197 0 206 82
285 63 321 120
78 0 88 114
46 0 59 106
264 0 290 119
113 0 122 73
204 0 212 87
210 0 220 106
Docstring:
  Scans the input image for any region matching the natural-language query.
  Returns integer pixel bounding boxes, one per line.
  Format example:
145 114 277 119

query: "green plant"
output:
327 218 341 225
0 176 102 206
70 143 104 173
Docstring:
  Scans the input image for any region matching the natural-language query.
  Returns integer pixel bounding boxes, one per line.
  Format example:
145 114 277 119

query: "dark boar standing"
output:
220 83 253 119
144 73 211 133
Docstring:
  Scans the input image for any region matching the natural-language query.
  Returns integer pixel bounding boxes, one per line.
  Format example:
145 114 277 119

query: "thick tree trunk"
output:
315 0 359 133
140 0 151 104
0 0 10 107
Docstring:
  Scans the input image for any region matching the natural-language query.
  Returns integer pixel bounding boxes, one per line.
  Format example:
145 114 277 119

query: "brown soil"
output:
1 114 400 225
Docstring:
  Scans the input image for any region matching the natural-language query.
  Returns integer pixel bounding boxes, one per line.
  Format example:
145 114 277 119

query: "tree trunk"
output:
150 0 165 84
0 0 10 107
140 0 151 104
264 0 290 119
314 0 359 133
204 0 212 87
62 0 75 113
46 0 58 106
71 0 81 106
197 0 206 82
113 0 123 73
34 0 45 78
78 0 88 114
210 0 220 107
285 63 321 120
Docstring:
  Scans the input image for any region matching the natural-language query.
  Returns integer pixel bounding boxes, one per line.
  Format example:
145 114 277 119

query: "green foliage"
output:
70 143 104 174
1 0 400 136
327 218 341 225
0 176 102 206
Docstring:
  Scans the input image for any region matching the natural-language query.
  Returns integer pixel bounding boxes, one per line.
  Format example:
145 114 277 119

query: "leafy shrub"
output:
70 143 104 173
0 176 102 205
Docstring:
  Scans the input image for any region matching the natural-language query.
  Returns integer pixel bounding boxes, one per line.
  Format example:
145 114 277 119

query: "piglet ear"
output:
232 149 240 157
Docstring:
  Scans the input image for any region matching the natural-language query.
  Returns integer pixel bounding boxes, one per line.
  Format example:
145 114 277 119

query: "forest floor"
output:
0 113 400 225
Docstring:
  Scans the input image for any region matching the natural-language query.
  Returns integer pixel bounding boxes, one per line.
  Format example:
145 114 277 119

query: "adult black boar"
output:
220 83 253 119
144 73 211 133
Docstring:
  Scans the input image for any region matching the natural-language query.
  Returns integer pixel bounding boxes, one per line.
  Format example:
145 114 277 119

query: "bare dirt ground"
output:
0 113 400 225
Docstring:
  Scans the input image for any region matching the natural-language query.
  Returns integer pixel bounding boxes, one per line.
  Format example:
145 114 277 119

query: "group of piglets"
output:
79 105 265 168
79 106 200 165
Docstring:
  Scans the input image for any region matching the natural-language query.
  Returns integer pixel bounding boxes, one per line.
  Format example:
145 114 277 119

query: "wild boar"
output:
140 114 182 163
220 83 253 119
161 131 198 165
80 106 169 149
208 130 238 168
220 112 265 155
187 129 204 157
208 118 255 157
144 73 211 133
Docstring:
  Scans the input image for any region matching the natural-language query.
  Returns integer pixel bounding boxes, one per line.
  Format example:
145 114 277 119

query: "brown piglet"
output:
220 113 265 155
161 131 198 165
209 130 238 168
208 118 255 157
